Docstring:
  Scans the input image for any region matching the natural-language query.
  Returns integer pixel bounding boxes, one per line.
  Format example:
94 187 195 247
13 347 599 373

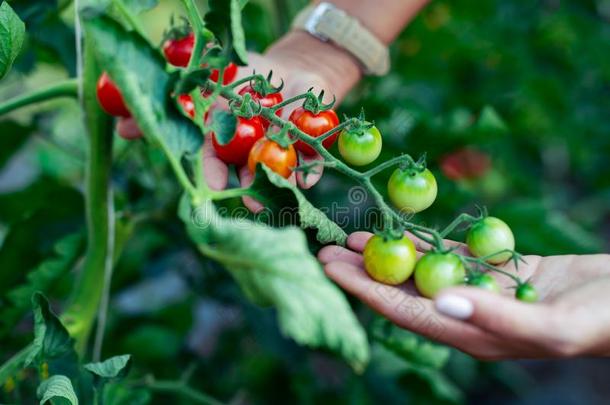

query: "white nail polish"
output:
435 295 474 320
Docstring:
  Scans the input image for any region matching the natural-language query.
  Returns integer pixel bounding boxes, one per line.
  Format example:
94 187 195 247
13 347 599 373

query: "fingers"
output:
322 260 506 358
238 166 264 213
202 136 228 191
435 286 565 352
318 245 363 267
296 153 324 189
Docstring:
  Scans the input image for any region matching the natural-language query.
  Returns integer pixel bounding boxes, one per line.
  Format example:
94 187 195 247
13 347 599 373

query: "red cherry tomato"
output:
440 147 491 180
290 107 339 156
178 94 195 118
238 85 283 128
248 138 298 178
209 62 238 85
212 116 265 166
163 32 195 67
96 72 130 117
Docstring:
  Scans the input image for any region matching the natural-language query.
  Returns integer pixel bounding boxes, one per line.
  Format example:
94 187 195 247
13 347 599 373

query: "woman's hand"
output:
318 231 610 360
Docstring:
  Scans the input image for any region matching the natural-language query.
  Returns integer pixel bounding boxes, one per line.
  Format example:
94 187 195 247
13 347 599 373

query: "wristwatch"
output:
292 2 390 76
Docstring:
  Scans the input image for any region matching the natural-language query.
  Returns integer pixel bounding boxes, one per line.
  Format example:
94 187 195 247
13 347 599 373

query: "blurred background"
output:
1 0 610 403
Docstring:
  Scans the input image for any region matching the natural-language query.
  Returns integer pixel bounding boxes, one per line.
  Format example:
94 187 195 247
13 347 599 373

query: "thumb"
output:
434 286 556 343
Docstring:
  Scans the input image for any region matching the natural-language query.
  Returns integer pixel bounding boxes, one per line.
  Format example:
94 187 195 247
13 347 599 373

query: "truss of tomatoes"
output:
96 31 535 302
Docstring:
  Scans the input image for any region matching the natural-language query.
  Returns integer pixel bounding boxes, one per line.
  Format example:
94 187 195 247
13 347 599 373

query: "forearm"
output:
265 0 429 100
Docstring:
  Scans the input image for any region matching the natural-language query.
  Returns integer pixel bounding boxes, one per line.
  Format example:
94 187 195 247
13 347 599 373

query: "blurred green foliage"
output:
1 0 609 404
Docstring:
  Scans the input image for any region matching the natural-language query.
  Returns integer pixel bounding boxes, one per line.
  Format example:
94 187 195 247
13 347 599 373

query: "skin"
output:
318 231 610 360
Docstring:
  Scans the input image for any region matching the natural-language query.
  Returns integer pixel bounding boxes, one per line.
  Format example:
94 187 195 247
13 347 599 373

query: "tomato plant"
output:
212 116 265 165
388 167 438 213
338 124 382 166
363 234 417 285
0 0 548 403
248 137 298 178
414 252 466 298
466 217 515 264
290 107 340 156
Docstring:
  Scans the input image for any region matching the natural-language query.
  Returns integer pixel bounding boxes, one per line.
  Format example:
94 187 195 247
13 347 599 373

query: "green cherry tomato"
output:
466 217 515 264
516 283 538 302
338 125 382 166
363 234 417 285
468 273 500 293
388 168 438 214
414 252 466 298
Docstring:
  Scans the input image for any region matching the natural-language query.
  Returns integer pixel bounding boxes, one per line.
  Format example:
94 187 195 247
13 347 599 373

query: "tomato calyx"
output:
267 125 295 149
343 109 375 137
396 153 428 177
301 88 336 115
230 92 262 119
162 16 192 42
249 71 284 96
375 226 406 243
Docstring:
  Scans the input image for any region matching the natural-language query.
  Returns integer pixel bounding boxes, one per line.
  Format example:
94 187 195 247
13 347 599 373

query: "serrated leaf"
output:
371 319 450 369
37 375 79 405
26 293 77 367
250 165 347 245
0 1 26 80
209 110 237 145
83 16 202 159
84 355 131 380
0 233 84 336
180 200 369 371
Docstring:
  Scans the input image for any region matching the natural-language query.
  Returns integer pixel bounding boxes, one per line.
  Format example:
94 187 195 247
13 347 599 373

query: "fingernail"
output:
435 295 474 320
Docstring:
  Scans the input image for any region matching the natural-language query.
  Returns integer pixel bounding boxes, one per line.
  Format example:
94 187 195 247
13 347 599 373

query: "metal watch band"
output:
292 2 390 76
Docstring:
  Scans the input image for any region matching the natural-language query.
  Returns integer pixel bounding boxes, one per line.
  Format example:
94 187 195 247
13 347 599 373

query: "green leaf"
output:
0 233 85 335
205 0 248 65
180 200 369 371
84 355 131 380
371 319 450 369
37 375 79 405
26 293 77 367
0 1 26 80
123 0 159 14
208 110 236 145
83 16 202 159
250 165 348 245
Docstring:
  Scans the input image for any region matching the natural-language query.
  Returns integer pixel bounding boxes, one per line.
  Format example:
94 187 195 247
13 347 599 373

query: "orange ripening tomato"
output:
248 138 297 179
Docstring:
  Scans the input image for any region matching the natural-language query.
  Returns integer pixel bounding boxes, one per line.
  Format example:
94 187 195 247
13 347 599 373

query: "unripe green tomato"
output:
414 252 466 298
387 168 438 214
516 283 538 302
468 273 500 293
466 217 515 264
363 235 417 285
338 125 382 166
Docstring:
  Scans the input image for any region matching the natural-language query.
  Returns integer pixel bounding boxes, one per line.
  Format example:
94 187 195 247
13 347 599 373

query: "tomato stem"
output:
439 213 480 238
0 79 78 116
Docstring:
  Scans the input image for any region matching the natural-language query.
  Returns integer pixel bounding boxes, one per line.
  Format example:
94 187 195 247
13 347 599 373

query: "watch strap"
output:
292 2 390 76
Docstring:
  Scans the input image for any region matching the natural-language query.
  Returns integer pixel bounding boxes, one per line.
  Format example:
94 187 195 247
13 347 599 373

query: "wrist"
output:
265 31 361 102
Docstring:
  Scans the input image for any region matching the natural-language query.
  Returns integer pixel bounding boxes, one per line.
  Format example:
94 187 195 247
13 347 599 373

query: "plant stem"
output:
146 379 225 405
463 256 521 284
363 155 412 178
0 79 78 116
439 213 478 238
60 36 115 356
